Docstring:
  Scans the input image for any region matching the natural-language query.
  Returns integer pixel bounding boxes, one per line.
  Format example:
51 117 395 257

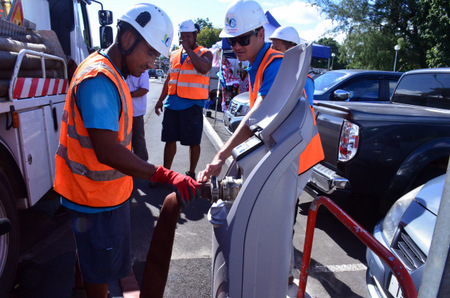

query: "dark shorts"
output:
161 105 203 146
69 201 131 284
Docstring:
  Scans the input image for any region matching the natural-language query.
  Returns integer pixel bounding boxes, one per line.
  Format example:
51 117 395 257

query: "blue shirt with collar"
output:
247 42 283 98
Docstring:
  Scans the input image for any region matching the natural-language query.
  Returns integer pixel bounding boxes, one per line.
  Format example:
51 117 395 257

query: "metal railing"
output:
297 196 417 298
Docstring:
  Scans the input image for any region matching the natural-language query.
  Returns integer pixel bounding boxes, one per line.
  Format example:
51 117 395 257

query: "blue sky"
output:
87 0 338 47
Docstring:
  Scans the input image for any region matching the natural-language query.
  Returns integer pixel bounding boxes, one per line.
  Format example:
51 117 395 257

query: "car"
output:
223 70 402 133
156 69 165 78
365 174 446 297
314 70 402 102
148 68 158 78
223 91 250 133
148 69 165 79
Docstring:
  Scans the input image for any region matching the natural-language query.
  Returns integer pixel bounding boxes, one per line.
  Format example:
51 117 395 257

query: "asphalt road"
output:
11 78 374 298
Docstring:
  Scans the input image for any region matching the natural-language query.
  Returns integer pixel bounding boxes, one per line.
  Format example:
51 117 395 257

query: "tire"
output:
0 168 19 297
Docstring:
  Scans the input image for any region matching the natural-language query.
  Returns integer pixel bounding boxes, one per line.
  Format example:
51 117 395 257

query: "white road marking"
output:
310 263 367 273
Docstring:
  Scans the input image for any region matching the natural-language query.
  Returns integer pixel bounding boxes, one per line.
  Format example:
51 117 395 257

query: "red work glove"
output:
151 166 200 207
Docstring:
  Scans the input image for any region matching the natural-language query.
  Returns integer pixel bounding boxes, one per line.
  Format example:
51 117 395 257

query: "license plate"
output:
388 274 404 298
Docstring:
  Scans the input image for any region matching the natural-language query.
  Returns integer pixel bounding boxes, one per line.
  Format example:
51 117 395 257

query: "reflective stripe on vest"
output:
167 46 210 99
54 52 133 208
248 47 283 108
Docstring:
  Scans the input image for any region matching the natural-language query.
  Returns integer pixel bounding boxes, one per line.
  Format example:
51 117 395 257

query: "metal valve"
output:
208 176 243 202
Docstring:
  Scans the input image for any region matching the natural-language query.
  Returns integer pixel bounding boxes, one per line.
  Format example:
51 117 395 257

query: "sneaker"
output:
185 171 196 179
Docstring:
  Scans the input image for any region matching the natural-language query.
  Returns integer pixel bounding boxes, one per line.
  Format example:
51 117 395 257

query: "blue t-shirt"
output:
164 52 206 110
61 51 124 213
247 43 283 98
305 77 314 106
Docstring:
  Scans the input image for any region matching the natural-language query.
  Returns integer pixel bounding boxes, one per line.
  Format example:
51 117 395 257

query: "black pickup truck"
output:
306 68 450 213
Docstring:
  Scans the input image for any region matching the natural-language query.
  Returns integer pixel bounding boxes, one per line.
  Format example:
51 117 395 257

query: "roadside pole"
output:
418 161 450 297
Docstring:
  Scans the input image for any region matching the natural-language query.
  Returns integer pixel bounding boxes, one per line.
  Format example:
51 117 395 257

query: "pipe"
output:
0 36 47 54
140 192 180 298
0 50 64 70
298 196 417 298
0 68 63 80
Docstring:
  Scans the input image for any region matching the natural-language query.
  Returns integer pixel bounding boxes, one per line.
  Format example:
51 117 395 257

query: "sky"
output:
86 0 339 48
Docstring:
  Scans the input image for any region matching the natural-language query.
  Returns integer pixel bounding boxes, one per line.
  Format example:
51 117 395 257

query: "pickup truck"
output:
306 68 450 213
224 70 402 133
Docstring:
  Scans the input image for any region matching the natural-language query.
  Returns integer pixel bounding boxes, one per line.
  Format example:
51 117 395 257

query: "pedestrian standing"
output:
54 4 199 298
155 19 213 179
127 71 150 161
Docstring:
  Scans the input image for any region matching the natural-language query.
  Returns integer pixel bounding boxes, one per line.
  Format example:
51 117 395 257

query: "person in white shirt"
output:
126 71 150 161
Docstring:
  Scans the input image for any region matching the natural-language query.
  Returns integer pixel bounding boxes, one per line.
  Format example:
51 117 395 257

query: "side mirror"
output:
98 10 113 26
100 26 113 48
334 89 351 101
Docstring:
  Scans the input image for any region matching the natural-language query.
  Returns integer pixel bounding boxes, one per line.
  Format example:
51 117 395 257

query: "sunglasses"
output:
226 28 261 47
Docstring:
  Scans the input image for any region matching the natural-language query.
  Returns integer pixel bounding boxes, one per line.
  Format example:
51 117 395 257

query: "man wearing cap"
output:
54 4 199 297
155 19 213 180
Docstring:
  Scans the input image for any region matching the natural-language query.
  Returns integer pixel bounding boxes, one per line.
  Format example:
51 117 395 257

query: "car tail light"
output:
338 120 359 161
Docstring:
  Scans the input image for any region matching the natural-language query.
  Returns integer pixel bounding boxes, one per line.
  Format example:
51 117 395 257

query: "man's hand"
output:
155 101 163 116
197 158 225 183
151 166 200 207
180 38 190 52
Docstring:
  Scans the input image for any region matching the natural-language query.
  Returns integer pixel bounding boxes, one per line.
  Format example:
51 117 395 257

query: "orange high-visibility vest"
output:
168 46 210 99
54 52 133 208
298 105 325 174
249 49 324 174
248 47 283 108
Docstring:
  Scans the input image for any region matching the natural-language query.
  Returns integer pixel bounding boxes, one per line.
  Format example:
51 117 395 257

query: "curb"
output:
203 115 232 167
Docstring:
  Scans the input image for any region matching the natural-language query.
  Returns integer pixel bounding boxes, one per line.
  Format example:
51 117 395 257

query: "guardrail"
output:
297 196 417 298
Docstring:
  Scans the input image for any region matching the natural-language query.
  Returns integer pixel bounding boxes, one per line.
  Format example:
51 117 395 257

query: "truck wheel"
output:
0 169 19 297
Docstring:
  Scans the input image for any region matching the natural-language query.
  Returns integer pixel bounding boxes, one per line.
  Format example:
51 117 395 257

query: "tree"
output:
313 37 346 69
194 17 221 48
339 29 406 70
312 0 450 69
194 17 214 30
419 0 450 67
196 27 221 48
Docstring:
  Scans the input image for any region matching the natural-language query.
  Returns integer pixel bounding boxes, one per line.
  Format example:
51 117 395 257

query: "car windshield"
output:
314 72 350 95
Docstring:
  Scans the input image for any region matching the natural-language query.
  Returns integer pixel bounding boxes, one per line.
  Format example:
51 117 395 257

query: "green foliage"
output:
194 17 214 30
194 18 221 48
197 27 221 48
313 37 345 69
312 0 450 69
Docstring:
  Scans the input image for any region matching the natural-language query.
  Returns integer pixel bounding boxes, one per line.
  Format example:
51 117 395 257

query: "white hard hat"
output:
219 0 268 38
118 3 173 57
179 19 196 33
269 26 300 45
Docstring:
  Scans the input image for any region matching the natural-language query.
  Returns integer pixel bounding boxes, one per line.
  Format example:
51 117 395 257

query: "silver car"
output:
366 174 446 297
223 91 250 134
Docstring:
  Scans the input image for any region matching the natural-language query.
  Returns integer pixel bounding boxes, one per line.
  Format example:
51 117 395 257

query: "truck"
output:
306 68 450 214
0 0 112 295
